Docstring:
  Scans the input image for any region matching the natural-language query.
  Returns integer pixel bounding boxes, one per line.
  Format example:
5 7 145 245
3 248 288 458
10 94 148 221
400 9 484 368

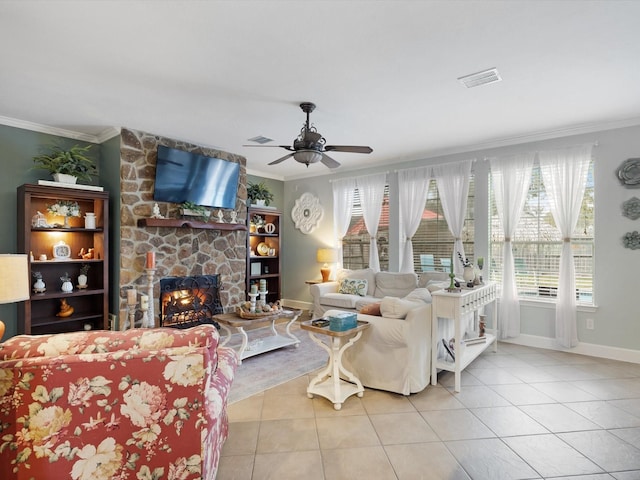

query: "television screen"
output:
153 145 240 209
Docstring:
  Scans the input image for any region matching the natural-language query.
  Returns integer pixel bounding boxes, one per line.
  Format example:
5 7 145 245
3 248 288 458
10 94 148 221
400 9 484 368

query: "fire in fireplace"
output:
159 275 223 328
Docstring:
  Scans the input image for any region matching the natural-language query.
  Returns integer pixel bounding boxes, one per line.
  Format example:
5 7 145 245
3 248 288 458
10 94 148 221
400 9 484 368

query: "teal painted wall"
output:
0 125 98 340
99 134 122 316
247 174 284 211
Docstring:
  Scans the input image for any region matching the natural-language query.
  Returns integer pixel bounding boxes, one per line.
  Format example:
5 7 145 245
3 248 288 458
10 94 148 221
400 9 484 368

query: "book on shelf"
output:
463 336 487 346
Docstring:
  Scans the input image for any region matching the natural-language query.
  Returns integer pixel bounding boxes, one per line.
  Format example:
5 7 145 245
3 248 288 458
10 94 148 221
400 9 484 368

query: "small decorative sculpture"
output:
623 231 640 249
151 202 164 219
230 210 238 224
57 299 74 317
216 209 225 223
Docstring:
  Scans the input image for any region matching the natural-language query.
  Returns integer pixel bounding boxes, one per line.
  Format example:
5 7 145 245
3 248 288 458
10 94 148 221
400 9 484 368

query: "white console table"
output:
431 282 498 392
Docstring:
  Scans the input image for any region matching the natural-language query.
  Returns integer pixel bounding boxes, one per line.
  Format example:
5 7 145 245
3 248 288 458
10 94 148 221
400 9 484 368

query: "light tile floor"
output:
218 342 640 479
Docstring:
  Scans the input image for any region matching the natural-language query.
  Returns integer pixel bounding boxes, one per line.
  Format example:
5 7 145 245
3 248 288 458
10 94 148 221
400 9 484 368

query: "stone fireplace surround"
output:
119 128 248 325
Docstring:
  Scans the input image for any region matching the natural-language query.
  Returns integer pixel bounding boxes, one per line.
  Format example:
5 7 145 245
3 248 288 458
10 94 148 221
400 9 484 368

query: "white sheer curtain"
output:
490 153 534 339
356 173 387 272
539 145 592 348
398 166 431 272
332 177 356 270
433 160 473 276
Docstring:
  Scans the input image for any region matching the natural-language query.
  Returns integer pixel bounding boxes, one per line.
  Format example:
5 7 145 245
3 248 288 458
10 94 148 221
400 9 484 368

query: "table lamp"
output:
316 248 338 283
0 254 30 340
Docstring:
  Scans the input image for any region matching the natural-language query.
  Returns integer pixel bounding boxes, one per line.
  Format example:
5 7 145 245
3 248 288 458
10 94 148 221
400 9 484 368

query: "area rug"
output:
227 322 326 404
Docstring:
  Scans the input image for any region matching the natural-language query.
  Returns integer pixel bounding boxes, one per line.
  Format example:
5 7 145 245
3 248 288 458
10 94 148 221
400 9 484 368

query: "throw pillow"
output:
337 268 376 296
379 296 422 319
338 278 368 297
405 287 432 304
359 302 382 316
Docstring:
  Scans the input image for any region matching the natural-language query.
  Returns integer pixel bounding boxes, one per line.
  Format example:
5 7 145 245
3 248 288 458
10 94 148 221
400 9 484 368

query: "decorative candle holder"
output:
248 292 259 313
140 302 149 328
259 290 268 307
125 302 137 331
145 268 156 328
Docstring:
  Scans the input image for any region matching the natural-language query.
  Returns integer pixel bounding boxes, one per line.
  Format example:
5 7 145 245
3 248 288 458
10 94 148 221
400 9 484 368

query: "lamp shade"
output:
317 248 338 264
0 254 30 304
293 150 323 166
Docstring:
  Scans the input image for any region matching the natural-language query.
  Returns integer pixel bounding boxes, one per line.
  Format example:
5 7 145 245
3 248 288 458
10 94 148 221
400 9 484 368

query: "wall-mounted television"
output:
153 145 240 209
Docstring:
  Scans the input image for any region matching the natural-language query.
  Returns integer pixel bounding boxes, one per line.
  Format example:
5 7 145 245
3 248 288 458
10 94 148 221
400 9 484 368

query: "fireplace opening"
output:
159 274 223 329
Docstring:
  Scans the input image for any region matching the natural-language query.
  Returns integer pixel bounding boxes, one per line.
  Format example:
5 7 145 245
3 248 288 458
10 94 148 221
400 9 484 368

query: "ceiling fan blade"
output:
320 153 341 169
324 145 373 154
268 152 295 165
243 145 294 151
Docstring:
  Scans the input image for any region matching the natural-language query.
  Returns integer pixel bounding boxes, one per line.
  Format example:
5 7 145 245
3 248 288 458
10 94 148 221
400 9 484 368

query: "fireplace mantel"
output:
138 218 248 231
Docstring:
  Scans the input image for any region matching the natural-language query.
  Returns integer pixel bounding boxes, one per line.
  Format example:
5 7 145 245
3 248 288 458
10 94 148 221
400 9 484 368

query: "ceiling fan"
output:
245 102 373 168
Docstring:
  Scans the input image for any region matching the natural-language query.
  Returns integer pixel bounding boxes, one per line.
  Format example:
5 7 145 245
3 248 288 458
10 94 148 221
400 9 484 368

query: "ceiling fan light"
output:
293 150 323 166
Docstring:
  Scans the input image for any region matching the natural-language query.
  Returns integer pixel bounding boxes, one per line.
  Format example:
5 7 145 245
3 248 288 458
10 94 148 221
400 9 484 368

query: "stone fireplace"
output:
118 128 248 326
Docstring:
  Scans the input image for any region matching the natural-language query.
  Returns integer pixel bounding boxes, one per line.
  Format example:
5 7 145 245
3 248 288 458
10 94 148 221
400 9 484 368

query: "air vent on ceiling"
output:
457 68 502 88
247 135 273 144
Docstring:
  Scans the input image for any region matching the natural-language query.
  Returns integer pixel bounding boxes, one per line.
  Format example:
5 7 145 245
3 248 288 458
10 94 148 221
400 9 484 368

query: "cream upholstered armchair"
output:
0 324 238 480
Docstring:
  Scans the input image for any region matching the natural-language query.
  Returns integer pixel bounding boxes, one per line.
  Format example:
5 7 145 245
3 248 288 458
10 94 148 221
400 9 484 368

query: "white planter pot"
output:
52 173 78 184
33 278 46 293
61 280 73 293
77 274 88 288
254 199 266 207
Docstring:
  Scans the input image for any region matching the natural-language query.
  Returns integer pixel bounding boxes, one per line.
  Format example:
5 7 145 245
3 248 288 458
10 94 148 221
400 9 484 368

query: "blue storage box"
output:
329 312 358 331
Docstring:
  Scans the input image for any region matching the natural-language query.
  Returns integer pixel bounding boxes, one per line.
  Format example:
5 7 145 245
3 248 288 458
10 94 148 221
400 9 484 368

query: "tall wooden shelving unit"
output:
17 184 109 334
246 207 281 304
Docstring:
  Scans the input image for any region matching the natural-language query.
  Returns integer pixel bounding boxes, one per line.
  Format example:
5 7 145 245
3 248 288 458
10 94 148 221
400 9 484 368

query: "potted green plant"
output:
33 144 97 184
180 201 210 220
247 181 274 206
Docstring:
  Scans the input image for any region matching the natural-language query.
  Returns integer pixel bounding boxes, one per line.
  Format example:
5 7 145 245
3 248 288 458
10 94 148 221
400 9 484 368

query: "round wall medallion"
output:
291 193 324 234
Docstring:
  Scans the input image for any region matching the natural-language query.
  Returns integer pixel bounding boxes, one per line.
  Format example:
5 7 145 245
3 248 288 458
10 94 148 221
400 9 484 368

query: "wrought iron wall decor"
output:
616 158 640 187
622 197 640 220
623 231 640 250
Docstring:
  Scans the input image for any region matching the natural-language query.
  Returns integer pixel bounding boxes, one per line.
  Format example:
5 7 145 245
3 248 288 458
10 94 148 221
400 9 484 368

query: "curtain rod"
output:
481 141 599 161
328 171 389 183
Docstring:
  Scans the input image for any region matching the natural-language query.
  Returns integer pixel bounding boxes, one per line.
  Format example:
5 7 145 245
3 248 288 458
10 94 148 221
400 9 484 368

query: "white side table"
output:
300 320 370 410
431 282 498 392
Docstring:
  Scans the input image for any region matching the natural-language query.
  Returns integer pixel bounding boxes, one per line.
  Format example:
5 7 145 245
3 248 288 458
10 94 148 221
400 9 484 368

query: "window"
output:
412 178 475 273
489 161 594 303
342 186 389 270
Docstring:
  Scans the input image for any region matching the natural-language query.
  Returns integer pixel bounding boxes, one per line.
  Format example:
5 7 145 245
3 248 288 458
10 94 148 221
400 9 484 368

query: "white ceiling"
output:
2 1 640 181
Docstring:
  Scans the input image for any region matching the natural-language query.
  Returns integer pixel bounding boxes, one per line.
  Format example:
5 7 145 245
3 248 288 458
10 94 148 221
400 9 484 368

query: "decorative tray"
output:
236 307 283 319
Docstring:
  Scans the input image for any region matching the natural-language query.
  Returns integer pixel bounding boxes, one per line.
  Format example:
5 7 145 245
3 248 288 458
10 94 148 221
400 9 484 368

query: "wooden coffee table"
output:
214 308 301 363
300 319 370 410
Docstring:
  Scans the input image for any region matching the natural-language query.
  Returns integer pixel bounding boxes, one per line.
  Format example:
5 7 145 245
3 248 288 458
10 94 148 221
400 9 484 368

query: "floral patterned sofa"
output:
0 324 238 480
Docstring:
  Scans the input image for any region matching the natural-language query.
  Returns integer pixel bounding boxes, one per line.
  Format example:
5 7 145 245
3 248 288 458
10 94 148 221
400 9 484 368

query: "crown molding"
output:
417 115 640 161
0 116 101 142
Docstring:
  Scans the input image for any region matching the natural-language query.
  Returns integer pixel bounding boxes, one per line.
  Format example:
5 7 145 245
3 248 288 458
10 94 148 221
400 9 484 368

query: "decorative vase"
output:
33 278 46 293
63 216 70 228
61 280 73 293
77 274 88 288
463 265 475 284
255 199 266 207
84 212 96 229
52 173 78 184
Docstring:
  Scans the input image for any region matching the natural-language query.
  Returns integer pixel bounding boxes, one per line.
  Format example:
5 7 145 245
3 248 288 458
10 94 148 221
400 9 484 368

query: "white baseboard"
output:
502 334 640 364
